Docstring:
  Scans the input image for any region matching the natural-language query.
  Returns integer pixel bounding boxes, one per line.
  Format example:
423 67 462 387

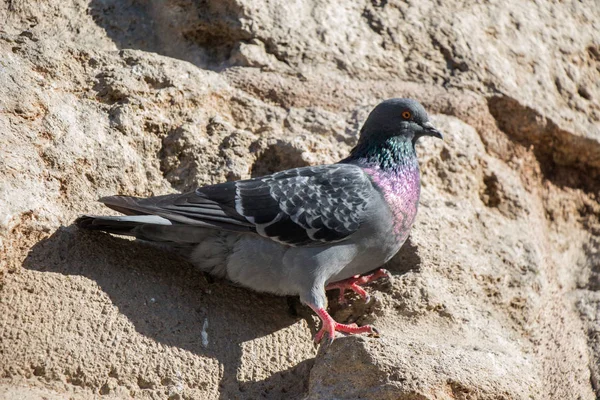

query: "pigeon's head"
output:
361 98 443 145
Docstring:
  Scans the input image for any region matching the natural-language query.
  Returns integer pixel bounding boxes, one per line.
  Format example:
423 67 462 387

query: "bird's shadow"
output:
387 236 422 275
23 226 313 399
23 227 421 398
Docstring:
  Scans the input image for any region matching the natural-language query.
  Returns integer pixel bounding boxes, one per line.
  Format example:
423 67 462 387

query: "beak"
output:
421 121 444 140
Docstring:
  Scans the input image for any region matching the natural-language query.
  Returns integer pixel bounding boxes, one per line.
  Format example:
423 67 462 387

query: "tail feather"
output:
76 197 242 275
99 195 153 216
77 194 245 245
76 214 170 229
76 195 174 239
76 214 215 243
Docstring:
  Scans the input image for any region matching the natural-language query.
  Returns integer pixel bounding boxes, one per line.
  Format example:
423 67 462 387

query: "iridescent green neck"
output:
344 136 418 170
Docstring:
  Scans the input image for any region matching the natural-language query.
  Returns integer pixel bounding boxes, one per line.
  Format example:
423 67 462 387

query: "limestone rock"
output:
1 0 599 399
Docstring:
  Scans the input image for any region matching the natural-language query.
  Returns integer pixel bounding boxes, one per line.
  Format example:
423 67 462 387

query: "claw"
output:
379 269 392 280
368 326 381 338
364 292 371 304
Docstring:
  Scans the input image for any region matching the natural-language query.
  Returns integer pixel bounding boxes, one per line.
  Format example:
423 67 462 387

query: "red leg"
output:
309 305 378 344
326 268 391 304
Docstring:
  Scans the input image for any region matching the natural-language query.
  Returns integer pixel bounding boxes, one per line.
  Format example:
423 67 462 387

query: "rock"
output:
1 0 599 399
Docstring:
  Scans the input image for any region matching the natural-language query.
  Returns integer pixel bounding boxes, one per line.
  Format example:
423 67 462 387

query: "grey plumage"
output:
78 164 391 290
77 98 443 342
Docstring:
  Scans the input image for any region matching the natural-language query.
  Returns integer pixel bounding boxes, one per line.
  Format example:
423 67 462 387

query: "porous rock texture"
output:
1 0 599 399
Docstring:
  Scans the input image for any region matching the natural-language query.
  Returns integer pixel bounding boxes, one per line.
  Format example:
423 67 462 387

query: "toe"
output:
314 328 326 344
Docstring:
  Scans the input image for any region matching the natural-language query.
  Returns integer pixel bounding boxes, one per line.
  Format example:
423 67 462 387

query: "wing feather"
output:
100 164 374 246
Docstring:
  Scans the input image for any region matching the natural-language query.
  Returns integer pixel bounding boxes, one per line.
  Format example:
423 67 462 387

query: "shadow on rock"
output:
89 1 164 57
23 226 307 399
88 0 247 69
386 236 422 275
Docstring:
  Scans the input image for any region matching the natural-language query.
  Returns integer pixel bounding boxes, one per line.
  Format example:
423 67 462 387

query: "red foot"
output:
310 306 378 344
326 268 391 304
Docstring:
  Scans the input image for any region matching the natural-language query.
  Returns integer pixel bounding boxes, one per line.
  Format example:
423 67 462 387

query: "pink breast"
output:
364 165 420 240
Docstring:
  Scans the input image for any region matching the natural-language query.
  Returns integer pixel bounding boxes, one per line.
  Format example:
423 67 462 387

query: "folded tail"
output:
76 214 213 244
76 214 168 233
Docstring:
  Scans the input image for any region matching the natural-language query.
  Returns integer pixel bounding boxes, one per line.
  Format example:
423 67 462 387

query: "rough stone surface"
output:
1 0 599 399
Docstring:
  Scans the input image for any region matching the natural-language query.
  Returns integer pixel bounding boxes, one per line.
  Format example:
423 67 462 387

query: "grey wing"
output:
100 164 375 246
238 164 374 245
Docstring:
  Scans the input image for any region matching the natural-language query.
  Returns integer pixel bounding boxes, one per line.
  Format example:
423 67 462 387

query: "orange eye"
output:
402 111 412 120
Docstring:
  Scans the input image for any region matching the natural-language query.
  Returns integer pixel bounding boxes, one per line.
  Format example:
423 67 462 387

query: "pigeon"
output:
76 98 443 343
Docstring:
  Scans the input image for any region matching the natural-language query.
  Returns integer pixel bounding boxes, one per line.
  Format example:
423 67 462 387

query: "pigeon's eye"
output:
401 111 412 120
